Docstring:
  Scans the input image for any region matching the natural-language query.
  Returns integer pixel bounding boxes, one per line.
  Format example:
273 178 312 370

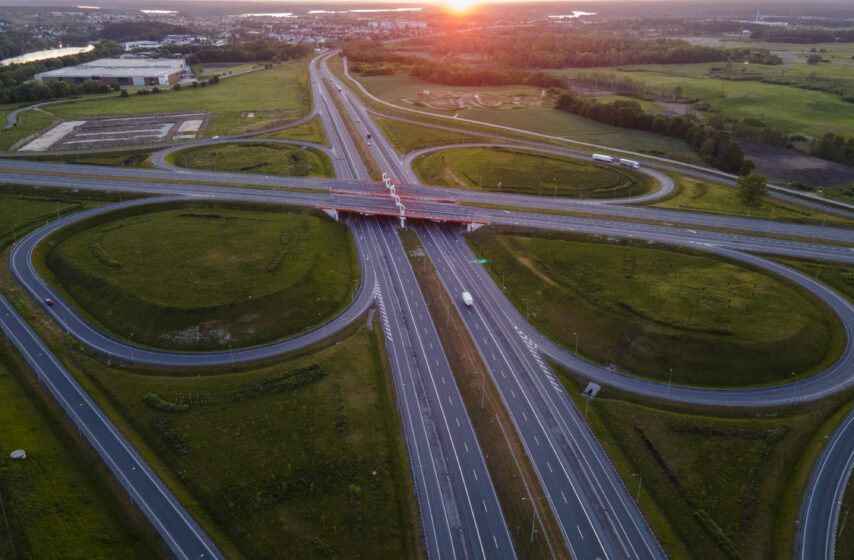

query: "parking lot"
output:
19 111 210 151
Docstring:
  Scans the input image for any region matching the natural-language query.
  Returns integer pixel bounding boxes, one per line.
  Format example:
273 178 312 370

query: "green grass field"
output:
0 109 56 151
838 473 854 560
40 60 311 137
17 148 157 168
38 202 358 350
71 324 419 560
414 146 654 198
0 346 158 560
373 116 500 154
348 71 702 161
467 229 844 387
170 142 334 177
768 257 854 304
556 66 854 139
557 366 854 560
651 174 854 228
257 115 329 146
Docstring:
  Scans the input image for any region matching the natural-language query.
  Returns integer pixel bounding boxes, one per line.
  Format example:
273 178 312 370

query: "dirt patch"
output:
401 89 550 111
517 256 559 287
737 139 854 187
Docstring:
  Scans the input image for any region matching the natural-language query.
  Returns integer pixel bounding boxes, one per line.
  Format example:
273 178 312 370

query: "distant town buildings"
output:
34 58 189 86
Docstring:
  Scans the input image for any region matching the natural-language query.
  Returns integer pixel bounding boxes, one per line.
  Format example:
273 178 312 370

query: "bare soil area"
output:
738 139 854 187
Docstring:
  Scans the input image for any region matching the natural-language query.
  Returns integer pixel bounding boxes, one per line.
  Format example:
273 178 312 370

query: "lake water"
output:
1 44 94 67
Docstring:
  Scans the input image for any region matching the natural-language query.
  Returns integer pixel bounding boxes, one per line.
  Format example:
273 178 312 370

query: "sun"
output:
442 0 477 15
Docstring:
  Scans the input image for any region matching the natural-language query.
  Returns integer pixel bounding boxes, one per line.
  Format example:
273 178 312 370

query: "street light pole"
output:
666 368 673 399
633 473 643 504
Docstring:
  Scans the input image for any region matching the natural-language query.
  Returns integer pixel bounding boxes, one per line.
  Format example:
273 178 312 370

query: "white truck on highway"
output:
462 291 474 307
619 158 640 168
592 153 614 163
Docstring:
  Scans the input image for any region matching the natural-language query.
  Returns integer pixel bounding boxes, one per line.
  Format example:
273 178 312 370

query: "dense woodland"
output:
555 91 754 174
0 30 51 60
99 22 192 42
750 27 854 43
0 41 123 105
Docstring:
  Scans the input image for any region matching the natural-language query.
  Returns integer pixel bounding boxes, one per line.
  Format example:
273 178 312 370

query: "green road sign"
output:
471 259 488 264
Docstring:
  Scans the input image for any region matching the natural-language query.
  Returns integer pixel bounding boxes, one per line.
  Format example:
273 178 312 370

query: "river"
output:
1 44 95 67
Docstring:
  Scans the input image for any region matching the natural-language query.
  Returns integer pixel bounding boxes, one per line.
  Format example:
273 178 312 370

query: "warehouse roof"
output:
36 58 187 78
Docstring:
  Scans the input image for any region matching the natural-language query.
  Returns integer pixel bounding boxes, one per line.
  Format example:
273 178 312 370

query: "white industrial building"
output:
34 58 189 87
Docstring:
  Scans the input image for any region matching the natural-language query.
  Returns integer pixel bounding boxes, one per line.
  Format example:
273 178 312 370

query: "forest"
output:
810 133 854 166
0 30 51 61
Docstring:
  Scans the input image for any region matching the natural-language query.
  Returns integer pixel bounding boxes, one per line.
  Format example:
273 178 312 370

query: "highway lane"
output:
1 156 851 245
797 406 854 560
354 216 515 559
0 292 224 560
418 221 666 560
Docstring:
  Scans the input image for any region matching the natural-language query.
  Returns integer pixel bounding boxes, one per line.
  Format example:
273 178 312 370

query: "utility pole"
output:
633 473 643 504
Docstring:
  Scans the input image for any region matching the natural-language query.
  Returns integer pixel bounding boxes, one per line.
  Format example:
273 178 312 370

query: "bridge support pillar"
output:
321 208 339 222
399 217 406 229
466 222 484 232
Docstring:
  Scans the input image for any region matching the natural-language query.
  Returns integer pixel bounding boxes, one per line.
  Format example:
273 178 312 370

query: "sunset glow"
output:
443 0 478 15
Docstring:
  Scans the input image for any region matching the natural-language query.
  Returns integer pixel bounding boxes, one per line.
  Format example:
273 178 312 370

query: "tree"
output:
737 173 768 207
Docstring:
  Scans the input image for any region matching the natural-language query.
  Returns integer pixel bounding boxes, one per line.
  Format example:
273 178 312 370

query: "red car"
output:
44 298 54 306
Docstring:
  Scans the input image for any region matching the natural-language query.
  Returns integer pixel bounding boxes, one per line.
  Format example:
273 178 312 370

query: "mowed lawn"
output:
0 350 157 559
350 71 701 160
44 59 311 136
171 142 334 177
414 146 654 198
39 203 358 350
468 229 844 387
75 326 419 560
373 116 500 154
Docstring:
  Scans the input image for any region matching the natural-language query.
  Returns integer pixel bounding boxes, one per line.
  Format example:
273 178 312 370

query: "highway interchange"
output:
0 50 852 559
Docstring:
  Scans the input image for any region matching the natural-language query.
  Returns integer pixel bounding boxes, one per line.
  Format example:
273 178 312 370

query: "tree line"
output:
750 28 854 44
398 30 782 68
0 30 51 61
186 39 312 64
555 92 754 174
809 133 854 166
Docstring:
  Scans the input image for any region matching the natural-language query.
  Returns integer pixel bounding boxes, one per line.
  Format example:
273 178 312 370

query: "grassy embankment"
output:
343 69 701 162
414 146 655 198
373 115 504 155
168 142 334 177
0 345 160 560
466 228 844 387
258 115 329 146
838 474 854 559
36 201 358 350
399 228 568 559
767 257 854 304
0 109 57 151
13 148 158 168
39 59 312 137
650 174 854 228
556 364 854 560
556 66 854 139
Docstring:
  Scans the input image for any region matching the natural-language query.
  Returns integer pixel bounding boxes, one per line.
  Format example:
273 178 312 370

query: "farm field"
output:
39 60 311 137
36 202 358 350
558 366 854 560
71 323 420 560
467 228 844 387
556 66 854 139
349 71 702 160
170 142 334 177
414 146 654 198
